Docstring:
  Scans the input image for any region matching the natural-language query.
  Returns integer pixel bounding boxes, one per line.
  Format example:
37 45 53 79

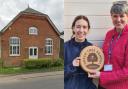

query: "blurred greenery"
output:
0 66 63 75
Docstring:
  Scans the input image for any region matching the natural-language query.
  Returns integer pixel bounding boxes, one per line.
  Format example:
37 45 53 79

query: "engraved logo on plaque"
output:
80 46 104 72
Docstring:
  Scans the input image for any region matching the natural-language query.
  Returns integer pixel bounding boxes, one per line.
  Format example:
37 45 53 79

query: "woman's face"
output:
73 19 89 42
111 13 128 31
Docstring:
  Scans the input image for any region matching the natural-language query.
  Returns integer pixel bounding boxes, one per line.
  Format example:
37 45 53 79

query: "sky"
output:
0 0 64 32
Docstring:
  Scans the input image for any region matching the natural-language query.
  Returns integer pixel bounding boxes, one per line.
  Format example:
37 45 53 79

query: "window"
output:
45 38 53 55
9 37 20 56
29 27 38 35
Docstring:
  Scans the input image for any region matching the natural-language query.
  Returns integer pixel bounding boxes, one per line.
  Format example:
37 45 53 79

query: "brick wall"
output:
1 14 60 66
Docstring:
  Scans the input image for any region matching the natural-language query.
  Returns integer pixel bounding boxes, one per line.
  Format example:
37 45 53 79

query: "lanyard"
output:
108 32 122 64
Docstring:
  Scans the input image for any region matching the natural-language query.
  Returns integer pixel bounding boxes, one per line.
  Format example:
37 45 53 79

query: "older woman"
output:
89 1 128 89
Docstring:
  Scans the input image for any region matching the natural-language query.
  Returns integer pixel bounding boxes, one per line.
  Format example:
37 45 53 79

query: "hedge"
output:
23 58 63 69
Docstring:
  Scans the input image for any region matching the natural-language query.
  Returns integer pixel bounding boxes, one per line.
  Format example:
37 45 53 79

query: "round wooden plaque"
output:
80 46 104 73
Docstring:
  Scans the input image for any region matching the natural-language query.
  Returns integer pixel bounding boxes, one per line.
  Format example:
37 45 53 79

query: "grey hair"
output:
110 1 128 14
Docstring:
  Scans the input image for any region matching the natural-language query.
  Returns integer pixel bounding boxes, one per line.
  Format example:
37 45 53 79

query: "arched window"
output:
29 27 38 35
45 38 53 55
9 37 20 56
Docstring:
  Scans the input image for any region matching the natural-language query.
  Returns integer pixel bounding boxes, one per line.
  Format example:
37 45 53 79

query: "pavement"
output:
0 71 64 82
0 71 99 87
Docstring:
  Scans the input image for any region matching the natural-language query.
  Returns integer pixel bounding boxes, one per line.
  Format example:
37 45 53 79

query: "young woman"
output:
64 15 97 89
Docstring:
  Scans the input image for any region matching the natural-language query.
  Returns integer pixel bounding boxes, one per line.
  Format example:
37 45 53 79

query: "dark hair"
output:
72 15 90 30
110 1 128 14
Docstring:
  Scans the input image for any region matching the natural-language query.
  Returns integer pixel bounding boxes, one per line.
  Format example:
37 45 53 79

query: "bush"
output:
23 58 52 69
52 58 64 67
23 58 64 69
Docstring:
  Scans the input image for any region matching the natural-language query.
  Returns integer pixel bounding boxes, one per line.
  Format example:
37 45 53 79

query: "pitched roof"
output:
1 7 61 36
21 7 44 15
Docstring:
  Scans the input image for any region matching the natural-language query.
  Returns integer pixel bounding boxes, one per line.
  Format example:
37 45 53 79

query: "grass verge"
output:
0 66 63 75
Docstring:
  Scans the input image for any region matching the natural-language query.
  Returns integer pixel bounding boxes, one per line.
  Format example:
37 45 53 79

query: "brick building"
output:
0 7 61 66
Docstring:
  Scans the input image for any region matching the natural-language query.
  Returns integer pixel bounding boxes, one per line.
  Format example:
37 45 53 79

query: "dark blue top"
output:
64 38 97 89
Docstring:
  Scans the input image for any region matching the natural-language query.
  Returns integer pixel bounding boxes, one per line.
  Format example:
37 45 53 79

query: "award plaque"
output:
80 46 104 73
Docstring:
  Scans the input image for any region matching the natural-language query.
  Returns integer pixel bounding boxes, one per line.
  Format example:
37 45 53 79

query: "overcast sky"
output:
0 0 64 32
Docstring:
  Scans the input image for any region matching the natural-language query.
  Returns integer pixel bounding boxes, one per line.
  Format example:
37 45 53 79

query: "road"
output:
0 74 64 89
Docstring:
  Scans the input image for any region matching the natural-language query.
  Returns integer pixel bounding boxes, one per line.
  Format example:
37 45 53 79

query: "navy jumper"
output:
64 38 97 89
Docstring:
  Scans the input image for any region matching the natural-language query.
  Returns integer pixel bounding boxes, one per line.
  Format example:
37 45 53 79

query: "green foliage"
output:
23 58 51 69
0 66 63 74
23 58 63 69
51 58 64 67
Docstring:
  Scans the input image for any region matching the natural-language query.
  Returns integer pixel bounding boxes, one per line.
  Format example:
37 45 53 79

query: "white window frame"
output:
29 27 38 35
9 37 20 56
45 38 53 55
